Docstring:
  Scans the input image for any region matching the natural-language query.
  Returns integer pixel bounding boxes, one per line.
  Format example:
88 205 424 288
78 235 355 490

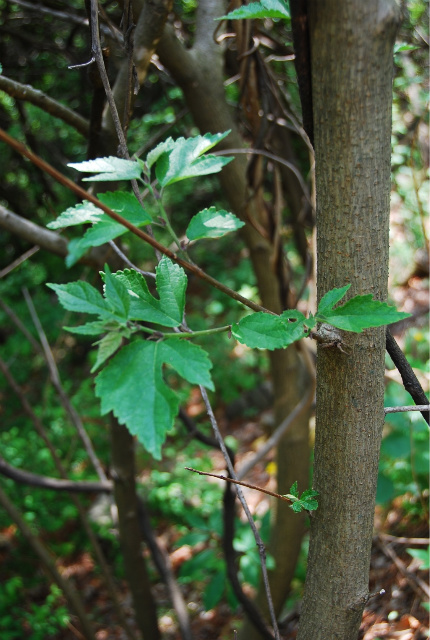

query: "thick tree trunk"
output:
297 2 399 639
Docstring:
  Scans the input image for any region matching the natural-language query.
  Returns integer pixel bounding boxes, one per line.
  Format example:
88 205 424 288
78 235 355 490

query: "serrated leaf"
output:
91 332 123 373
149 132 232 187
186 207 245 240
317 295 411 332
317 284 351 314
95 339 213 458
289 480 299 498
102 264 130 319
64 321 113 335
113 258 186 327
299 497 319 511
232 310 307 350
217 0 290 21
47 201 104 229
47 281 110 316
291 502 303 513
160 340 214 390
68 156 144 181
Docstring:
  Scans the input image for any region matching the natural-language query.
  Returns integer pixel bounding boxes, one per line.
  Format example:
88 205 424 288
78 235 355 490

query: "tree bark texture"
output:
297 2 399 640
110 418 160 640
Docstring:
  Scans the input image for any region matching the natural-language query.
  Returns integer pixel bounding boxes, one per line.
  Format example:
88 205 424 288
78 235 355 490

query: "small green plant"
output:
46 132 410 470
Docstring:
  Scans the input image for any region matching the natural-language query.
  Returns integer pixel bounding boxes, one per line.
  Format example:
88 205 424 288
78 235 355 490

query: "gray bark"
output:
297 2 400 639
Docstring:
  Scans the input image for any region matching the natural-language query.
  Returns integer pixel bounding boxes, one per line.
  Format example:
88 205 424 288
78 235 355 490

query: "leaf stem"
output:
136 325 231 339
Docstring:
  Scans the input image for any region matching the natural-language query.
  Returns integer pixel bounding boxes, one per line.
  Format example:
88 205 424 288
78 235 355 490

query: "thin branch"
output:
237 383 315 480
199 386 279 640
186 468 293 505
0 246 40 279
0 298 41 352
0 355 137 640
5 0 89 26
0 203 105 269
23 288 109 483
108 240 156 278
0 456 112 493
0 484 97 640
0 75 89 136
214 148 312 207
386 328 429 424
384 404 430 414
377 535 430 599
0 128 272 315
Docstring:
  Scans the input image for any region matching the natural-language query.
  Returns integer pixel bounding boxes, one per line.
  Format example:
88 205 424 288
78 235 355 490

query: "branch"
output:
0 128 272 314
5 0 89 26
0 75 89 136
199 386 279 640
386 328 429 424
0 456 112 493
385 404 430 414
0 484 97 640
0 203 106 268
23 288 109 483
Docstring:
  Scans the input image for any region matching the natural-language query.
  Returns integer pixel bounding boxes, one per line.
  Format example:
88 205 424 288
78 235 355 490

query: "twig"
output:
213 147 312 207
237 383 315 480
186 467 292 505
386 328 429 424
377 535 430 599
0 456 112 493
0 484 97 640
199 386 279 640
108 240 156 278
0 75 89 136
385 404 430 414
23 288 109 483
0 127 272 315
5 0 89 26
379 533 430 545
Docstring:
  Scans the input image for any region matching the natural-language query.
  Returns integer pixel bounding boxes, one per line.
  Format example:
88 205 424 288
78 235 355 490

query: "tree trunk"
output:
297 2 399 639
110 418 160 640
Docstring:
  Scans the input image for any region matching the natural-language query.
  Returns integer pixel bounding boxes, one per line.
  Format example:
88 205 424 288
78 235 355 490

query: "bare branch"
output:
199 386 279 640
0 75 89 136
0 456 112 493
386 328 429 424
0 204 106 268
5 0 89 26
23 288 109 483
385 404 430 414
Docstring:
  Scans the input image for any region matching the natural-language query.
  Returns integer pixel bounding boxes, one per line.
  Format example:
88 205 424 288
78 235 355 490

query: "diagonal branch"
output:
0 75 89 136
0 456 112 493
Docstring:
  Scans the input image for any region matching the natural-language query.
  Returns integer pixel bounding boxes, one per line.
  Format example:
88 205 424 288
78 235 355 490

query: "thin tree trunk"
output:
297 2 399 639
110 418 161 640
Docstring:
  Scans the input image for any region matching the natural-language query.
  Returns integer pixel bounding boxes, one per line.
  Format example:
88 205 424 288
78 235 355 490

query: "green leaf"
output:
102 264 130 320
65 237 91 268
47 201 104 229
148 132 233 187
68 156 144 181
291 501 304 513
406 547 430 570
91 332 123 373
113 257 187 327
186 207 245 240
47 281 110 316
289 480 299 498
217 0 290 20
95 339 213 458
317 284 351 315
232 310 307 350
64 320 113 335
316 295 411 332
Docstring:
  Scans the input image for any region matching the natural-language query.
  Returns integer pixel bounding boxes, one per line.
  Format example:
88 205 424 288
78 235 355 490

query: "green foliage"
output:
68 156 145 181
145 131 232 187
96 340 213 459
406 547 429 570
233 284 410 350
218 0 290 21
284 481 319 513
186 207 245 241
0 578 70 640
